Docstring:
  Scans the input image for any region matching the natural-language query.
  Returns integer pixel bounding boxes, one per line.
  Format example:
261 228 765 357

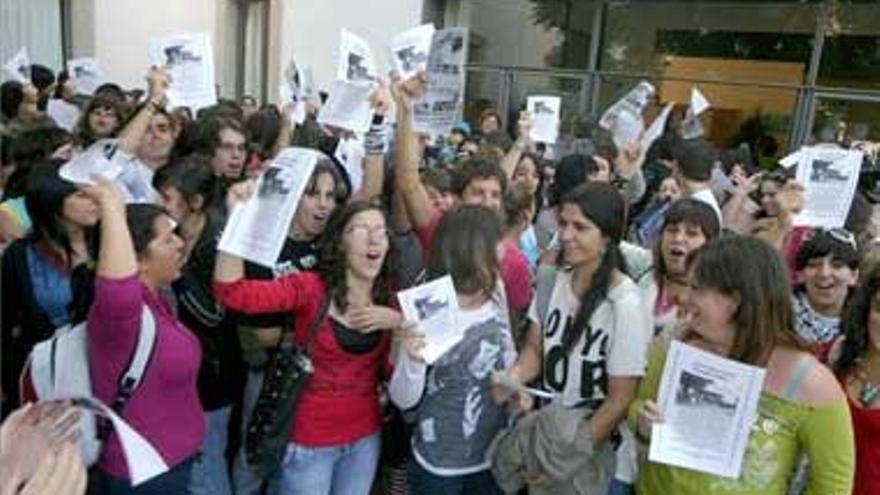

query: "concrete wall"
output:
68 0 230 92
270 0 425 99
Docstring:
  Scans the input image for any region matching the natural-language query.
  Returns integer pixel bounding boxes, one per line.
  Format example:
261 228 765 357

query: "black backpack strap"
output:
304 295 330 357
112 305 158 413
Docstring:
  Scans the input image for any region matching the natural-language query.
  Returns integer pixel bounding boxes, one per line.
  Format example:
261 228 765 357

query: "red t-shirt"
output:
849 395 880 495
214 271 389 447
415 211 533 317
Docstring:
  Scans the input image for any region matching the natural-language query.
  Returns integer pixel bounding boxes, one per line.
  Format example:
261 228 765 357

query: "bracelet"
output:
364 119 388 156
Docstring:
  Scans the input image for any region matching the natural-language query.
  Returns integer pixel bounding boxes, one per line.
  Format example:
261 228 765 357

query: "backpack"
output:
27 305 157 466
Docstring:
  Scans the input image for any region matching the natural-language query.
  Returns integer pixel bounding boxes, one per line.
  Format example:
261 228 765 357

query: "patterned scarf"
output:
792 291 840 345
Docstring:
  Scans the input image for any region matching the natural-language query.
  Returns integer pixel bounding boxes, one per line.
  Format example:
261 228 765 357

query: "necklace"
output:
855 356 880 407
861 382 879 407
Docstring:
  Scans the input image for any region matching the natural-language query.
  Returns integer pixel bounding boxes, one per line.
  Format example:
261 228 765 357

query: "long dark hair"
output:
688 236 808 365
835 266 880 378
68 204 169 324
426 205 502 297
559 183 626 353
317 200 391 313
24 160 88 267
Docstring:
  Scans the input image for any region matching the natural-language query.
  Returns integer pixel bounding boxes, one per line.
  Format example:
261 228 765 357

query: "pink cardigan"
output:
87 275 204 479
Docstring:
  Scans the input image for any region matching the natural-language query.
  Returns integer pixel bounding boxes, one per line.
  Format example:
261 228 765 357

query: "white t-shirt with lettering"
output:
528 270 651 407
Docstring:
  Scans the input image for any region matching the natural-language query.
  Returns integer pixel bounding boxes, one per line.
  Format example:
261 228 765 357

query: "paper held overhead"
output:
59 139 126 185
526 96 561 144
280 60 316 125
218 147 322 267
4 47 31 84
148 32 217 111
599 81 655 149
389 24 435 80
641 102 674 149
682 86 711 139
793 146 863 229
413 28 469 136
47 98 81 132
338 29 379 85
67 57 103 95
318 80 374 134
690 86 710 116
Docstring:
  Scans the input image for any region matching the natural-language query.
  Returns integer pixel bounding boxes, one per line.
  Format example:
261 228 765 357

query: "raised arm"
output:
391 74 436 229
356 82 391 202
88 179 137 279
499 111 532 180
118 68 169 155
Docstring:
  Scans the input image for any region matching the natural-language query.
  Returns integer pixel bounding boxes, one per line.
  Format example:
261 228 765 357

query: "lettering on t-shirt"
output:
543 306 610 404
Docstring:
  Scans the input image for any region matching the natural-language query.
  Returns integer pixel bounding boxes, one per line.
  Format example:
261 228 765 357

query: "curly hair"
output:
835 266 880 378
317 200 392 313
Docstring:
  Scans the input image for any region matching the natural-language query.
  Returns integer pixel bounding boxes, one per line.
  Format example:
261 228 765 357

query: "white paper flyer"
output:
599 81 655 148
69 397 169 486
67 57 103 95
337 29 378 85
218 148 321 267
47 98 81 132
682 87 711 140
794 146 863 229
59 139 127 185
641 102 674 150
527 96 561 144
413 28 468 136
4 47 31 84
148 33 217 111
317 80 374 134
397 275 462 364
649 341 765 479
389 24 435 80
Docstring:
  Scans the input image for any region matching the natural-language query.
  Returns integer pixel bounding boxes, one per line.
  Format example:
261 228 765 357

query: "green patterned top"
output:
630 342 855 495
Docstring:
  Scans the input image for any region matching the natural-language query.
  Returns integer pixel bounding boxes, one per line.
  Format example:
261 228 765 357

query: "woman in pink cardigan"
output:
71 178 204 494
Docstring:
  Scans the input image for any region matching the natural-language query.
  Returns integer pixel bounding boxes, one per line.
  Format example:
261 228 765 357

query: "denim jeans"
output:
608 479 636 495
232 369 282 495
280 433 380 495
89 457 194 495
188 406 232 495
407 460 504 495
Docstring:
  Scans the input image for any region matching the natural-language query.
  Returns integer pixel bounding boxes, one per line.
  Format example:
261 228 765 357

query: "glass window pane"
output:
598 74 796 166
812 97 880 143
461 0 595 70
602 2 819 83
464 68 506 127
817 2 880 90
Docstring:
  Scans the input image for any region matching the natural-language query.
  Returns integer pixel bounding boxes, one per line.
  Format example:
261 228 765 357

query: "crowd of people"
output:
0 55 878 495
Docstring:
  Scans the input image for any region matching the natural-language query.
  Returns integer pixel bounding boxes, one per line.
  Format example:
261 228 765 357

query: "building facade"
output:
3 0 878 154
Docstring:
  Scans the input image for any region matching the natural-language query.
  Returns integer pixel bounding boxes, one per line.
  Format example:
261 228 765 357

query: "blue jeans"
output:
189 406 232 495
407 460 503 495
608 479 636 495
89 457 194 495
232 370 282 495
280 433 380 495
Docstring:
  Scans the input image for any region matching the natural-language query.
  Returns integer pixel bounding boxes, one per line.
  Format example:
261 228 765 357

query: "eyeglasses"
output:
812 227 857 250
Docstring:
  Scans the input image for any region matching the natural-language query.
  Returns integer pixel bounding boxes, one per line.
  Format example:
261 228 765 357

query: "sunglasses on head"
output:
811 227 857 250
